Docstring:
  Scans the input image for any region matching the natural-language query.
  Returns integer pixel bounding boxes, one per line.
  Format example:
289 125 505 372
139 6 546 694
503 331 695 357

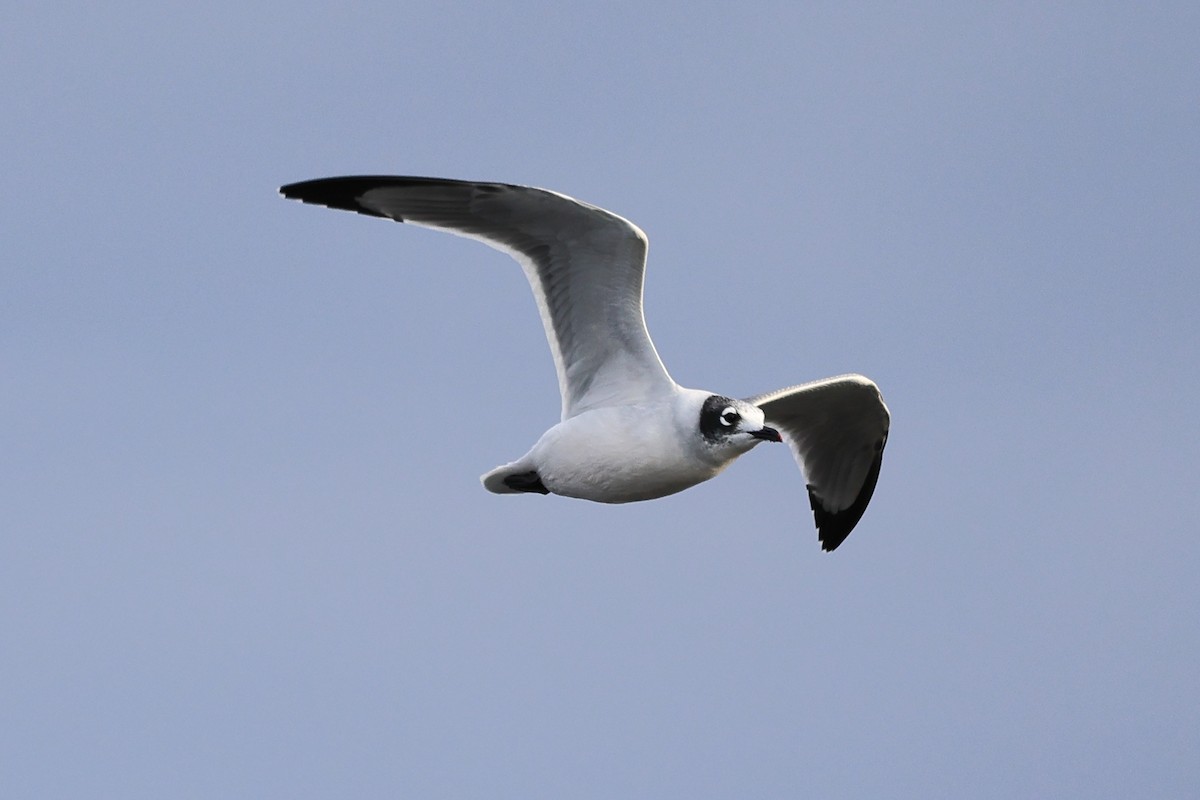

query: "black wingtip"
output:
279 175 506 219
810 436 887 552
278 176 404 219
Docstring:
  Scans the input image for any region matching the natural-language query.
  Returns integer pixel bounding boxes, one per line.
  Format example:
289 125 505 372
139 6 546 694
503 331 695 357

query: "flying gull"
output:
279 176 889 551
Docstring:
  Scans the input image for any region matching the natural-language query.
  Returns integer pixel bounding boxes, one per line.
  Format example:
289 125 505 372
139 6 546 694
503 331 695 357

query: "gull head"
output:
694 393 781 462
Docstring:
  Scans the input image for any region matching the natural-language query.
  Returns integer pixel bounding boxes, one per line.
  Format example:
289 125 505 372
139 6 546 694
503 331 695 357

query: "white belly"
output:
529 405 724 503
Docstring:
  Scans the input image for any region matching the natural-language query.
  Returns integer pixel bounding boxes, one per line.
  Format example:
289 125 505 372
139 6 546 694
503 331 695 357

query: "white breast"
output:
529 403 724 503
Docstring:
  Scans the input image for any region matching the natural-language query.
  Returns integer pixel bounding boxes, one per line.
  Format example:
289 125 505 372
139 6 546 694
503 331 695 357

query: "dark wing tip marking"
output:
809 434 887 552
280 176 402 218
279 175 497 220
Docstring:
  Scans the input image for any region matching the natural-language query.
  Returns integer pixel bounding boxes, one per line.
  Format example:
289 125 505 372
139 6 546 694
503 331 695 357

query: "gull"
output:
279 176 889 551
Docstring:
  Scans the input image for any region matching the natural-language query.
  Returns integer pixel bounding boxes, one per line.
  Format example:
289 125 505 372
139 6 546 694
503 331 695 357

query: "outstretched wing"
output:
747 374 889 551
279 176 676 419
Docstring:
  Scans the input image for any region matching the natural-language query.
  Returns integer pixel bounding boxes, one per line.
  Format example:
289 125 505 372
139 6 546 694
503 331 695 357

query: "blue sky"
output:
4 3 1198 798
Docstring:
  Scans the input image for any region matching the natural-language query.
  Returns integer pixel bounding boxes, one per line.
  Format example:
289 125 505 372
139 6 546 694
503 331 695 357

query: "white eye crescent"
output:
720 407 739 427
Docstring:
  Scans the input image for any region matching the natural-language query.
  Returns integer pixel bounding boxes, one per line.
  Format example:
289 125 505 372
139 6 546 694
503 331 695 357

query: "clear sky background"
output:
4 3 1198 798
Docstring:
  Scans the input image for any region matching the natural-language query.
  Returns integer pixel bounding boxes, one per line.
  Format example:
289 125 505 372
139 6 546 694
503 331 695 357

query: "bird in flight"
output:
280 176 889 550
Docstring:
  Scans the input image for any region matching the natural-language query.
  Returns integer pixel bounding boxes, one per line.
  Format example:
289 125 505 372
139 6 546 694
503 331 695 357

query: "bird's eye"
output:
720 408 739 427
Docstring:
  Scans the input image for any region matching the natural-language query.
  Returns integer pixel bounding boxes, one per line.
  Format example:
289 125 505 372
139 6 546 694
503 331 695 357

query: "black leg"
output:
503 471 550 495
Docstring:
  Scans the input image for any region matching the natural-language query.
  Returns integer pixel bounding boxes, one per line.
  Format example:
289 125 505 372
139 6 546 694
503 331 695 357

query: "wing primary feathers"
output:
278 176 415 218
811 432 887 551
749 375 889 550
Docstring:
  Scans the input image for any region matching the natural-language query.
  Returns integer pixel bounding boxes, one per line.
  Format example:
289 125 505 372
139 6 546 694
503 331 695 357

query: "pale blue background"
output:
4 3 1198 798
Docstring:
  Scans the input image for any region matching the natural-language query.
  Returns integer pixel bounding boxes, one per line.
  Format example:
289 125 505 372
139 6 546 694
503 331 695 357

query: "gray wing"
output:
279 176 676 419
747 374 889 551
